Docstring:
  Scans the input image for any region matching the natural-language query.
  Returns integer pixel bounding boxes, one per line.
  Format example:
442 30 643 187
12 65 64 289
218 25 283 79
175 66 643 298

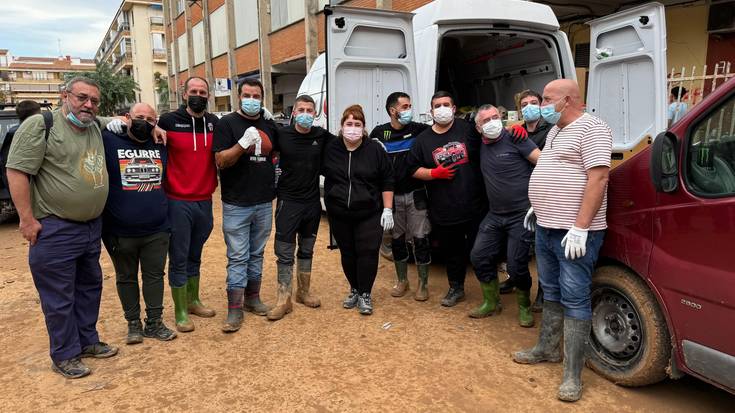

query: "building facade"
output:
0 50 96 108
96 0 168 112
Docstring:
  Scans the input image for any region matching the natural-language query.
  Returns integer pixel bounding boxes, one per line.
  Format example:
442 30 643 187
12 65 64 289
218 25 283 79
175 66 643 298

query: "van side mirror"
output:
650 132 679 193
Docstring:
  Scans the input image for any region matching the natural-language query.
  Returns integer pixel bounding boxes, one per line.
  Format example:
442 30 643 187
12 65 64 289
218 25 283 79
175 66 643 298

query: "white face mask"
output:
432 106 454 125
481 119 503 142
342 126 364 142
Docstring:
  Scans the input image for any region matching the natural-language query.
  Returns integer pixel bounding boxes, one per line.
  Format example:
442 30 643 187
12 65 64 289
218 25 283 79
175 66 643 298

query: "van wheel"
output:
0 199 17 224
587 265 671 387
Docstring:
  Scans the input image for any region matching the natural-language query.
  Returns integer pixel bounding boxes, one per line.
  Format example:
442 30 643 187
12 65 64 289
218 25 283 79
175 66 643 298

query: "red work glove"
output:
508 124 528 143
430 163 457 180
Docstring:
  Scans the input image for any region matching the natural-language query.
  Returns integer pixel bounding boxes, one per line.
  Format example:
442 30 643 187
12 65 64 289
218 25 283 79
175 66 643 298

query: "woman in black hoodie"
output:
322 105 394 315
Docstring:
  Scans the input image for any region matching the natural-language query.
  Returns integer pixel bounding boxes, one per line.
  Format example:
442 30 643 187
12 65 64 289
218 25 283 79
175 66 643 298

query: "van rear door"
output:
325 6 418 133
586 2 667 152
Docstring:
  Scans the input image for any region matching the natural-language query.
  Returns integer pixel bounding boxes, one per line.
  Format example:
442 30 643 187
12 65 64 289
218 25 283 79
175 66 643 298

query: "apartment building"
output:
0 49 95 107
96 0 169 111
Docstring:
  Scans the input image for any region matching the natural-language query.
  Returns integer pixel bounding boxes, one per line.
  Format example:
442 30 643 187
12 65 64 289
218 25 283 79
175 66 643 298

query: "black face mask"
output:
187 95 208 113
130 119 155 142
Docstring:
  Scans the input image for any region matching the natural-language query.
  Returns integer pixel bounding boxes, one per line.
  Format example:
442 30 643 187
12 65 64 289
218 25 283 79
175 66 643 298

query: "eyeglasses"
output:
67 91 101 107
131 115 158 126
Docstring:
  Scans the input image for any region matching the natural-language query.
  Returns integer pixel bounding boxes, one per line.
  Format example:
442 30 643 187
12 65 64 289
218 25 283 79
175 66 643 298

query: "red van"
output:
588 76 735 394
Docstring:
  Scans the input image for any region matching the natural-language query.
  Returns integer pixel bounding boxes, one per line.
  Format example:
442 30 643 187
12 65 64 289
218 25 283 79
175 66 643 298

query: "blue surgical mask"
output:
295 113 314 129
397 109 413 125
540 99 564 125
241 98 261 116
66 110 92 128
522 104 541 122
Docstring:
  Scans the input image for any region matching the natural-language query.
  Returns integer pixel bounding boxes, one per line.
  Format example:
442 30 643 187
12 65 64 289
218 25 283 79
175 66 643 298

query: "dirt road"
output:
1 199 733 412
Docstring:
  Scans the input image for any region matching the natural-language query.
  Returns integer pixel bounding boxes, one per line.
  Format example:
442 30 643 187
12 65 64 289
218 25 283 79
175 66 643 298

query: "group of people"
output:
6 73 612 403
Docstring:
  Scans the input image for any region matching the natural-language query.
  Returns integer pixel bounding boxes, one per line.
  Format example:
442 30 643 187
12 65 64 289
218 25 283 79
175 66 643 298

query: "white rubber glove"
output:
523 207 536 232
380 208 394 231
107 118 126 134
261 107 274 120
238 126 260 150
561 226 589 260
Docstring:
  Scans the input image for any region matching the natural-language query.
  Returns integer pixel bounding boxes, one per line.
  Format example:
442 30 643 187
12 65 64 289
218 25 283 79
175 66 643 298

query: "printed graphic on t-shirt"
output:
116 148 164 191
245 129 274 162
432 141 469 167
80 149 106 189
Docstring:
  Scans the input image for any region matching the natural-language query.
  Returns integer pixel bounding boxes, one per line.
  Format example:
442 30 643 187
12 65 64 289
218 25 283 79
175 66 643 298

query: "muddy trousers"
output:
103 232 170 322
432 217 482 289
29 216 103 363
328 212 383 295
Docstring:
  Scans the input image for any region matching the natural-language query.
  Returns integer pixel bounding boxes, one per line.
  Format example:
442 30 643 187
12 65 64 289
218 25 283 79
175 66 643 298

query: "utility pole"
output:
225 0 238 109
257 0 273 111
163 0 179 109
184 1 195 78
304 0 319 71
202 0 215 111
376 0 393 9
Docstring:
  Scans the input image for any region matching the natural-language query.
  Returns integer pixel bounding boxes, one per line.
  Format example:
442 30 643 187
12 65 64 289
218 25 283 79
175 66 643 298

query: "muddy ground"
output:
1 198 733 412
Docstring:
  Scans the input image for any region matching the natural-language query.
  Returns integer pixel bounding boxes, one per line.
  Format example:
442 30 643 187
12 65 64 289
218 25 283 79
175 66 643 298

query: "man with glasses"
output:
101 102 177 345
6 77 120 378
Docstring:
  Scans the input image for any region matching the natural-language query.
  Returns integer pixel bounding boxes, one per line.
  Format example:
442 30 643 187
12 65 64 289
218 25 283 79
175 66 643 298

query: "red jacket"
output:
158 107 219 201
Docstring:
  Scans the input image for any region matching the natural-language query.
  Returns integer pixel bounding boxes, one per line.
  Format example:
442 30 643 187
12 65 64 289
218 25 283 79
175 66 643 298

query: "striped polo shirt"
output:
528 113 613 231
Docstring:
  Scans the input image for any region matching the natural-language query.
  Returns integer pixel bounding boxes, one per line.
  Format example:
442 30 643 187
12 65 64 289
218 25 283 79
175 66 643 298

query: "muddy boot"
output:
414 264 429 301
517 289 534 327
532 284 544 313
512 301 564 364
469 279 502 318
186 276 216 318
558 317 592 402
171 285 194 332
222 287 245 333
143 318 177 341
295 259 321 308
244 279 270 315
267 264 293 321
440 285 465 307
126 319 144 345
391 260 410 297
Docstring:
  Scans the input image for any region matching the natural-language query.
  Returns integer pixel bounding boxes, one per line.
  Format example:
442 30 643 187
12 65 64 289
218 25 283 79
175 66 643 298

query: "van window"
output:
686 93 735 197
345 26 406 59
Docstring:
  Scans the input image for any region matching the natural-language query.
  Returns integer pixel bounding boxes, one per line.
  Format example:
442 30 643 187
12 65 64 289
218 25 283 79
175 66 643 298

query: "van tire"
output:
0 199 17 224
587 265 671 387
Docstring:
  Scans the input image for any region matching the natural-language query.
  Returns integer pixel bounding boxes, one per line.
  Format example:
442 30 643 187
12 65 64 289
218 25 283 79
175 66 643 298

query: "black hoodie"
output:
322 136 394 219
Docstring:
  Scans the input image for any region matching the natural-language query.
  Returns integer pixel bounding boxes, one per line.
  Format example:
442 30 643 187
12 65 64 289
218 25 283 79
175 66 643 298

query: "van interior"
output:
436 30 562 114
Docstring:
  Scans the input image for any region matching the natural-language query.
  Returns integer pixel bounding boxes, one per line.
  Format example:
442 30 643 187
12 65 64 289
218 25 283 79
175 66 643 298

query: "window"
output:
686 93 735 197
210 6 228 57
32 71 48 80
177 33 188 71
234 0 258 46
152 33 165 52
176 0 185 15
271 0 305 31
193 22 205 65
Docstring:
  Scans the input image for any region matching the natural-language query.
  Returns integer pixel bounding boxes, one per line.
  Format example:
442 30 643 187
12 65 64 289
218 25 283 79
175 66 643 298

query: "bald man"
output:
512 79 612 402
102 103 177 345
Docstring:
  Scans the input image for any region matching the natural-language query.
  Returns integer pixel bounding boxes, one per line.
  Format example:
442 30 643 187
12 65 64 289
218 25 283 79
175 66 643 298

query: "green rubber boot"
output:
517 289 535 327
414 264 429 301
469 279 502 318
186 276 215 318
171 286 194 332
391 260 409 297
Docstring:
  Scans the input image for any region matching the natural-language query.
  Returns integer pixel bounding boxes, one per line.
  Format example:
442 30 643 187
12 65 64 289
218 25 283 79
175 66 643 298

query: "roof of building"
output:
3 56 95 71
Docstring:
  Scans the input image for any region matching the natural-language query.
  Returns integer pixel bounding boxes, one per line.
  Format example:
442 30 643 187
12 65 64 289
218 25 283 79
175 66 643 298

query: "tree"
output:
64 63 139 116
153 71 169 108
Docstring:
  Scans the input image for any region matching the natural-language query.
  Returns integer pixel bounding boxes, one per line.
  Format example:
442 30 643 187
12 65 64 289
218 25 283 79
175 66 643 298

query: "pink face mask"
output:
342 126 364 142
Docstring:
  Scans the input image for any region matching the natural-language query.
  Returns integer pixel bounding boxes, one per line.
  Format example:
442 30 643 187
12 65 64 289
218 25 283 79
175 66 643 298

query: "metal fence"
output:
668 61 734 107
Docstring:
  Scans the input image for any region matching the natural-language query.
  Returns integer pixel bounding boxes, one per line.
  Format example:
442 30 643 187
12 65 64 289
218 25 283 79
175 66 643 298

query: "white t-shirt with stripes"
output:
528 113 613 231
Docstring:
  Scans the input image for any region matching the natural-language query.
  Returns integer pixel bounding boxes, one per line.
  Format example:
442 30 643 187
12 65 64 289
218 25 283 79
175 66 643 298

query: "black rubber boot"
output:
222 288 245 333
532 284 544 313
512 301 564 364
244 279 270 315
558 317 591 402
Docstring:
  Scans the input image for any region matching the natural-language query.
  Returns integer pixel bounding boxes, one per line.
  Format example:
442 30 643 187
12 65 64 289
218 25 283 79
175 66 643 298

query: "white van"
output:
297 0 668 153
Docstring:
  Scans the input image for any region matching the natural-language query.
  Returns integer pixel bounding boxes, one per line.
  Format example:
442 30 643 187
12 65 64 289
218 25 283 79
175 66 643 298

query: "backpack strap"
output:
42 111 53 141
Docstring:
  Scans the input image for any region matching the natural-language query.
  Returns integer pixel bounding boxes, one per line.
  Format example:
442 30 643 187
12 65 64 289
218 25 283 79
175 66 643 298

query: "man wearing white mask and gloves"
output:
513 79 612 403
468 105 540 326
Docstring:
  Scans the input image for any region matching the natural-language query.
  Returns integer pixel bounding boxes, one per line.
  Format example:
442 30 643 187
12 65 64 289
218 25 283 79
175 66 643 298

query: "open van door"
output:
324 6 418 134
586 2 667 152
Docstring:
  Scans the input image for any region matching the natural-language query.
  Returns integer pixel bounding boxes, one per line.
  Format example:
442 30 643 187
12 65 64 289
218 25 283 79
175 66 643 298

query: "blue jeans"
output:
535 225 605 320
222 201 273 290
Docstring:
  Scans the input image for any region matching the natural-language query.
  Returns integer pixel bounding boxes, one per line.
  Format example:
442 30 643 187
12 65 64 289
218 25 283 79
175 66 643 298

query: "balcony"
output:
150 16 164 30
113 51 133 73
153 48 167 62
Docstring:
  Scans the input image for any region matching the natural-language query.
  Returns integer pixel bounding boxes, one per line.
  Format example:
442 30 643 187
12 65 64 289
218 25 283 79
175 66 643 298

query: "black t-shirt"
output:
273 125 335 202
525 119 553 151
102 130 169 237
212 112 278 207
406 119 487 226
480 130 537 214
369 121 429 194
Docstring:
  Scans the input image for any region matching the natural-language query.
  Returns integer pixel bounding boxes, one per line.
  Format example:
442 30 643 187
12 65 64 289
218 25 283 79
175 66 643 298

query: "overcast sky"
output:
0 0 122 59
